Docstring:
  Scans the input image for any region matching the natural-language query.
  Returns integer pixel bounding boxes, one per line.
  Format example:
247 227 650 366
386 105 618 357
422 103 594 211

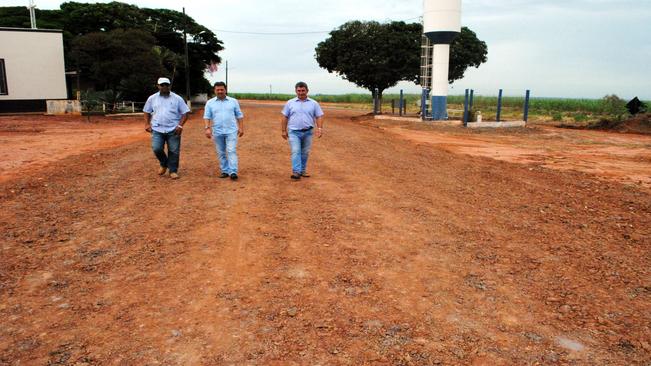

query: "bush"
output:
552 112 563 121
573 113 588 122
600 94 627 117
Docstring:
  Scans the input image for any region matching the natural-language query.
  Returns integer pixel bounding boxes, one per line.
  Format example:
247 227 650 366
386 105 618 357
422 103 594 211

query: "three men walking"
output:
145 78 325 181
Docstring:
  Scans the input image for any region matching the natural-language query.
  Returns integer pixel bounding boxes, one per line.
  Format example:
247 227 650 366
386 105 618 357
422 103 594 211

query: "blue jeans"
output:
151 130 181 173
213 132 239 174
288 128 313 174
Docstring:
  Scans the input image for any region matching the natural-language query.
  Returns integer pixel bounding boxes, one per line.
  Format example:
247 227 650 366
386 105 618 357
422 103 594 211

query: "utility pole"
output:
182 7 191 101
225 60 228 87
28 0 37 29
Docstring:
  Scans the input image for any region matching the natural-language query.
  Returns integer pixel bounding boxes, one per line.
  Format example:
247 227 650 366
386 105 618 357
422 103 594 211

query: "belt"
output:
296 126 313 132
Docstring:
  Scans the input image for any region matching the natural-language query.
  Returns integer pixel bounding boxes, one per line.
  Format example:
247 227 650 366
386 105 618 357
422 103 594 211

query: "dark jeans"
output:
151 130 181 173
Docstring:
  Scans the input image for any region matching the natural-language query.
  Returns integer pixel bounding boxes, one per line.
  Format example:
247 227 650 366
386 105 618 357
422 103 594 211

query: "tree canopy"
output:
315 21 487 98
0 2 224 101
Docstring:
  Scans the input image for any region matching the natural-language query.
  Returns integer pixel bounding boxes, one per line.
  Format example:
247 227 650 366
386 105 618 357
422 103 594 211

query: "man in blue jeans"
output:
281 81 324 180
143 77 190 179
203 82 244 180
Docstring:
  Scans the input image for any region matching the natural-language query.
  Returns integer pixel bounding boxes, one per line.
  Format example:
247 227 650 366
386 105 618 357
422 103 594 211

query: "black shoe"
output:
230 173 238 180
219 173 229 178
290 173 301 180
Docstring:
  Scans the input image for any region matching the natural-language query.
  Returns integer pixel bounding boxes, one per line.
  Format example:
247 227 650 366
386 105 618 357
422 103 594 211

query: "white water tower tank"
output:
423 0 461 120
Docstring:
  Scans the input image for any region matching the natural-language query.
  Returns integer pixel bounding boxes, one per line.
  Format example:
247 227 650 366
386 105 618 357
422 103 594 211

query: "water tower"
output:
423 0 461 120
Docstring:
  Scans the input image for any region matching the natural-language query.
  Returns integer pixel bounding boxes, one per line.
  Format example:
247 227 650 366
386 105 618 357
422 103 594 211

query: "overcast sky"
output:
7 0 651 99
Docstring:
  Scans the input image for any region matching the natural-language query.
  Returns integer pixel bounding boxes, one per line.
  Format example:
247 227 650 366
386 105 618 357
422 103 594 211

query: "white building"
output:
0 27 68 113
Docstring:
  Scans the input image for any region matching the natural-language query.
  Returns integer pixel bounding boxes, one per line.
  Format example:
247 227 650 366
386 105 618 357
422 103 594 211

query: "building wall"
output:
0 28 67 101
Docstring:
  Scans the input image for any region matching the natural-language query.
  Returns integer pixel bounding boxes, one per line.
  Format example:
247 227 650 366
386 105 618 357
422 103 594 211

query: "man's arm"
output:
174 113 189 135
281 116 289 140
144 112 152 133
203 118 212 139
315 116 324 138
237 118 244 137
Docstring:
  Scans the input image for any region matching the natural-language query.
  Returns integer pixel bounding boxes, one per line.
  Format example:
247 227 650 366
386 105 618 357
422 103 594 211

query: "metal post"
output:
496 89 503 122
373 88 379 115
225 60 229 87
28 0 36 29
523 89 531 122
399 89 404 116
420 89 428 120
463 89 469 125
182 7 191 100
469 89 474 121
131 102 135 113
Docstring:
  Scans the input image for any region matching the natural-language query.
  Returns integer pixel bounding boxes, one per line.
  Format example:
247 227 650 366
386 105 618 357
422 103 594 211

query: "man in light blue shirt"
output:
143 77 190 179
204 82 244 180
281 81 324 180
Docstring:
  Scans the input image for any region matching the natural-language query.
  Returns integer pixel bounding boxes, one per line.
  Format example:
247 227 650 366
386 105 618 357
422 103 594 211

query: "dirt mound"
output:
586 113 651 134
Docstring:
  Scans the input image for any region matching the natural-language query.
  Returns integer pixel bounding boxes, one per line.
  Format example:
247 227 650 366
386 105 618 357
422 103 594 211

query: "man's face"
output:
157 83 171 94
295 87 308 100
215 85 227 99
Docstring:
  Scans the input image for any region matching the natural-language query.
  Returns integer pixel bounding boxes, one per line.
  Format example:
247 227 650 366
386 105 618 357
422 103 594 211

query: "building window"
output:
0 59 7 95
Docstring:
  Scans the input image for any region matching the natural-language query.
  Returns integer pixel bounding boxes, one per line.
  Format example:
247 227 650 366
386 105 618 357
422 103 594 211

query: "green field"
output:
230 92 648 122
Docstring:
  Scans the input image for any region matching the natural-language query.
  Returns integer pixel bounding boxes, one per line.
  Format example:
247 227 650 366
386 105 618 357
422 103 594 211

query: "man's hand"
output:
174 126 183 136
282 130 288 140
238 129 244 137
145 126 152 133
204 128 212 139
316 128 323 138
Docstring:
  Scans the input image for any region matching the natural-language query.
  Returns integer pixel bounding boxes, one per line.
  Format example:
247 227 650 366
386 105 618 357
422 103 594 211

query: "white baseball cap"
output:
157 77 171 85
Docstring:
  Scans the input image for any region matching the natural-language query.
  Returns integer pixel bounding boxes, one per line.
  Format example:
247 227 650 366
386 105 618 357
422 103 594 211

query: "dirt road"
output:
1 103 650 365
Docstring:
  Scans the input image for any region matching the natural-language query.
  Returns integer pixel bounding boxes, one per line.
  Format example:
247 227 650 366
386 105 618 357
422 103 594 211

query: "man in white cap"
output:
143 77 190 179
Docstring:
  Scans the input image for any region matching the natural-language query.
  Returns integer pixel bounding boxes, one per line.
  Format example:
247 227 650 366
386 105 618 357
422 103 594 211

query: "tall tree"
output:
315 21 488 101
315 21 421 103
70 29 164 101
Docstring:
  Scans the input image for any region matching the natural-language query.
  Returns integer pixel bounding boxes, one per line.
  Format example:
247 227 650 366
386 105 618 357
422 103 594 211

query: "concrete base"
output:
374 115 464 126
46 100 81 115
374 115 421 122
466 121 527 128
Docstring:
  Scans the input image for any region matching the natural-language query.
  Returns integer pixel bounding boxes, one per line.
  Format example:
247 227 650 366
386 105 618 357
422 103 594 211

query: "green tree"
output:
70 29 164 101
449 27 488 82
315 21 422 103
315 21 487 100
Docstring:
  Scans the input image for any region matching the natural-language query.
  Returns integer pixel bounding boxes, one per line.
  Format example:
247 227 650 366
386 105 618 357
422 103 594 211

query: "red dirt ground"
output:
1 103 649 365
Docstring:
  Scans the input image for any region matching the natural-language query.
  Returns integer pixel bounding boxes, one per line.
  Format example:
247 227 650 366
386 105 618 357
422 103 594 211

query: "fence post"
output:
399 89 404 116
131 102 135 113
102 103 106 113
463 89 469 125
496 89 503 122
469 89 474 119
391 99 395 114
523 89 531 122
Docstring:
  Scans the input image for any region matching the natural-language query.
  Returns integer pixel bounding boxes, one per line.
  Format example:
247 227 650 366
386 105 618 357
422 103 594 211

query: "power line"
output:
212 29 329 35
211 15 422 36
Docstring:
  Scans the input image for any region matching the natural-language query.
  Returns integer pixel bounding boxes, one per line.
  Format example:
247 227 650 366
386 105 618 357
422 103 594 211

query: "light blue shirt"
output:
143 92 190 133
281 97 324 131
203 96 244 135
